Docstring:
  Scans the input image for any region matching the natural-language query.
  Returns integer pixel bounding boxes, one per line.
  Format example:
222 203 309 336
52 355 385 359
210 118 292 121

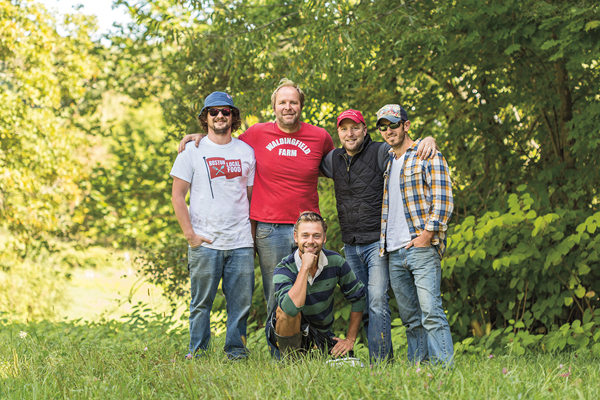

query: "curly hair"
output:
197 107 243 134
294 211 328 233
271 78 305 111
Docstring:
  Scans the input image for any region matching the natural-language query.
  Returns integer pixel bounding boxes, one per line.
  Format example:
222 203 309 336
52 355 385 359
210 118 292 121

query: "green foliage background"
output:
1 0 599 356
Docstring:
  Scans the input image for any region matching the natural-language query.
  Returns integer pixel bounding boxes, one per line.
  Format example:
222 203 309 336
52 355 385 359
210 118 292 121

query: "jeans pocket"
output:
256 224 274 239
188 245 203 263
410 246 433 253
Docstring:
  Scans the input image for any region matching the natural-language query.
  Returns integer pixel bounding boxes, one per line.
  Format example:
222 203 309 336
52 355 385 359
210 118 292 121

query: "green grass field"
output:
2 252 597 399
2 318 598 399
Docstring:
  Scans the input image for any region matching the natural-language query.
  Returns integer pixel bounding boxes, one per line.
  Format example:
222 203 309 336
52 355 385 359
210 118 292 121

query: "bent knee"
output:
276 306 300 322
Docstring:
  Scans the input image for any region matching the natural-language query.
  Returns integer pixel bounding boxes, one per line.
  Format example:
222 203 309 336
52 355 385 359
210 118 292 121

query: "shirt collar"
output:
294 249 328 285
407 139 421 152
387 138 421 157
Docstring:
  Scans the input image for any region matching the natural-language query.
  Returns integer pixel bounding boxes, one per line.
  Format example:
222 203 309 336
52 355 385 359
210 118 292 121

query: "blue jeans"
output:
389 246 454 365
188 246 254 360
255 222 296 313
344 241 392 363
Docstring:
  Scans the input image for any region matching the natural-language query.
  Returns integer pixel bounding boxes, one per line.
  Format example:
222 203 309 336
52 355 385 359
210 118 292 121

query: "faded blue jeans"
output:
344 241 393 363
188 246 254 360
389 246 454 366
255 222 296 313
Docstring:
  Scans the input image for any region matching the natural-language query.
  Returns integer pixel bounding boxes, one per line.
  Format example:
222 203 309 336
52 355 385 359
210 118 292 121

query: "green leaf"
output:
464 229 474 241
585 21 600 31
475 249 486 260
545 249 562 267
444 257 456 268
492 259 502 270
514 321 525 329
574 285 586 298
592 343 600 358
578 263 591 275
540 39 559 50
587 223 597 234
504 43 521 55
564 297 574 306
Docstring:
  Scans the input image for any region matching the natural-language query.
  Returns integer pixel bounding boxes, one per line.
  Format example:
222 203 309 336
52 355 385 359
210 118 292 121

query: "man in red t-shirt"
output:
179 79 334 314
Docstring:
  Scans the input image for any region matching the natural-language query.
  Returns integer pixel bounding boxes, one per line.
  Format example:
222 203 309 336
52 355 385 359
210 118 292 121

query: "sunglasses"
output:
208 108 232 117
378 121 404 132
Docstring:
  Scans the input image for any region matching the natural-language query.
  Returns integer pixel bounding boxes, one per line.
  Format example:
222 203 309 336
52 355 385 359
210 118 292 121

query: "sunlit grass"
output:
2 318 599 399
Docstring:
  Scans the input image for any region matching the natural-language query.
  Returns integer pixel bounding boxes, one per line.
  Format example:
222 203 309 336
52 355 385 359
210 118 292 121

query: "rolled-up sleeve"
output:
273 265 301 316
425 153 453 233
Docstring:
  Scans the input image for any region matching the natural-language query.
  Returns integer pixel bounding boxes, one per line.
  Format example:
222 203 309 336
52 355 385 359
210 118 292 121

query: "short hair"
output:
271 78 305 111
197 107 243 134
294 211 328 233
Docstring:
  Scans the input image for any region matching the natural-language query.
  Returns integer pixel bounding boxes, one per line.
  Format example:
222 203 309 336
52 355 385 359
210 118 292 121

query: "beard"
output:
386 130 407 149
210 118 231 135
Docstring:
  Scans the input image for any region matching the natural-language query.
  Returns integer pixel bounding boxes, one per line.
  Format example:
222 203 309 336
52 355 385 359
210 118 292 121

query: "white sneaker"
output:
326 357 364 367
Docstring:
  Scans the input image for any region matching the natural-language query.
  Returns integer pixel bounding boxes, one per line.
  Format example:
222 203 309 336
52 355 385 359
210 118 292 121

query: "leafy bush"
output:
444 188 600 354
0 256 69 321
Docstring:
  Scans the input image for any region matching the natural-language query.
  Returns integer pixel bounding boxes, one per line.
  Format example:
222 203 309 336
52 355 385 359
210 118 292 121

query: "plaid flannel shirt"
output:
379 139 454 258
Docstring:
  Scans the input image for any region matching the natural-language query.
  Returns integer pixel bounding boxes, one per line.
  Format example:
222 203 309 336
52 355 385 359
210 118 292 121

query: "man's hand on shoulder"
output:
331 337 355 358
415 136 437 160
178 133 205 154
187 232 213 248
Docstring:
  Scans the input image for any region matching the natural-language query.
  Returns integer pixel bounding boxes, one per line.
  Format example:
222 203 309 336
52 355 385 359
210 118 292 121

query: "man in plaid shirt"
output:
377 104 454 366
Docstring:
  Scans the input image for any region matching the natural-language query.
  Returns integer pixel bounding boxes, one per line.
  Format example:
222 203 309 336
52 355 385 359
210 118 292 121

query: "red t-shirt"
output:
239 121 334 223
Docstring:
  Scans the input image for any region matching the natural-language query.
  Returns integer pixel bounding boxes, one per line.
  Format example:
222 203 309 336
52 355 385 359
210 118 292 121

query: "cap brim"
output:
377 116 402 125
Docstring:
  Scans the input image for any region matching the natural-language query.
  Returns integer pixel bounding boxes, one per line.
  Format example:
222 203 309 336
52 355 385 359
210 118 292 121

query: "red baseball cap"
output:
336 109 366 127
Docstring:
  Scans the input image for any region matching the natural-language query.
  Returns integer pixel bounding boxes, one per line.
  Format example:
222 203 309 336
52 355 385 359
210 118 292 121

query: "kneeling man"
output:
266 212 366 359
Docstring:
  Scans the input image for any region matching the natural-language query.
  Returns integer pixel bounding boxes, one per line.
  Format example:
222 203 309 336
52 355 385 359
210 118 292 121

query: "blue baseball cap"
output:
198 91 238 117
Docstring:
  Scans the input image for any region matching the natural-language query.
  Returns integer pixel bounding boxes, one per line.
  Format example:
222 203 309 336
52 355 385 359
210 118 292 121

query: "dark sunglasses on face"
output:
378 121 404 132
208 108 232 117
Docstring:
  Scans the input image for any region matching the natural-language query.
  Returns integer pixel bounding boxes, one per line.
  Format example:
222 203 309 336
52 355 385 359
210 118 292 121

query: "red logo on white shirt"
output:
205 157 242 179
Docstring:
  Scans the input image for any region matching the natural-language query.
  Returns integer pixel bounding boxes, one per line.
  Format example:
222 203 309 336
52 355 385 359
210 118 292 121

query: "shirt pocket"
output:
404 165 422 177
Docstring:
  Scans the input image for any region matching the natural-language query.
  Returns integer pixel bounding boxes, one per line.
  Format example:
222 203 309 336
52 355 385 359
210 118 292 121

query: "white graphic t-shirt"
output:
386 154 412 252
170 137 256 250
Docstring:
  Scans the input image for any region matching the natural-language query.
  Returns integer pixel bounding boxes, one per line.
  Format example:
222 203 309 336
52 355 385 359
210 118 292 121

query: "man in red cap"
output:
319 109 436 363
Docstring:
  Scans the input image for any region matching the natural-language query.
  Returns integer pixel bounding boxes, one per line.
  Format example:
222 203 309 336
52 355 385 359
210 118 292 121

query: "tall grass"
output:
2 314 599 399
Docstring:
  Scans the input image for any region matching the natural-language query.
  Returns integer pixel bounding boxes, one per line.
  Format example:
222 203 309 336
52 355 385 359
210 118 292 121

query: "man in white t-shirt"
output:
378 104 454 366
170 91 256 360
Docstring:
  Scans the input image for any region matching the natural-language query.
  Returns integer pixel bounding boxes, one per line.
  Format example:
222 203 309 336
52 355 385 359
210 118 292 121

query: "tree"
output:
0 0 101 247
106 0 600 345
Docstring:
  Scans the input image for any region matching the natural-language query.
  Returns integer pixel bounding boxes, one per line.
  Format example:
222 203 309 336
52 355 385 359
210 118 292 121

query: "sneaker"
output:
326 357 364 367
